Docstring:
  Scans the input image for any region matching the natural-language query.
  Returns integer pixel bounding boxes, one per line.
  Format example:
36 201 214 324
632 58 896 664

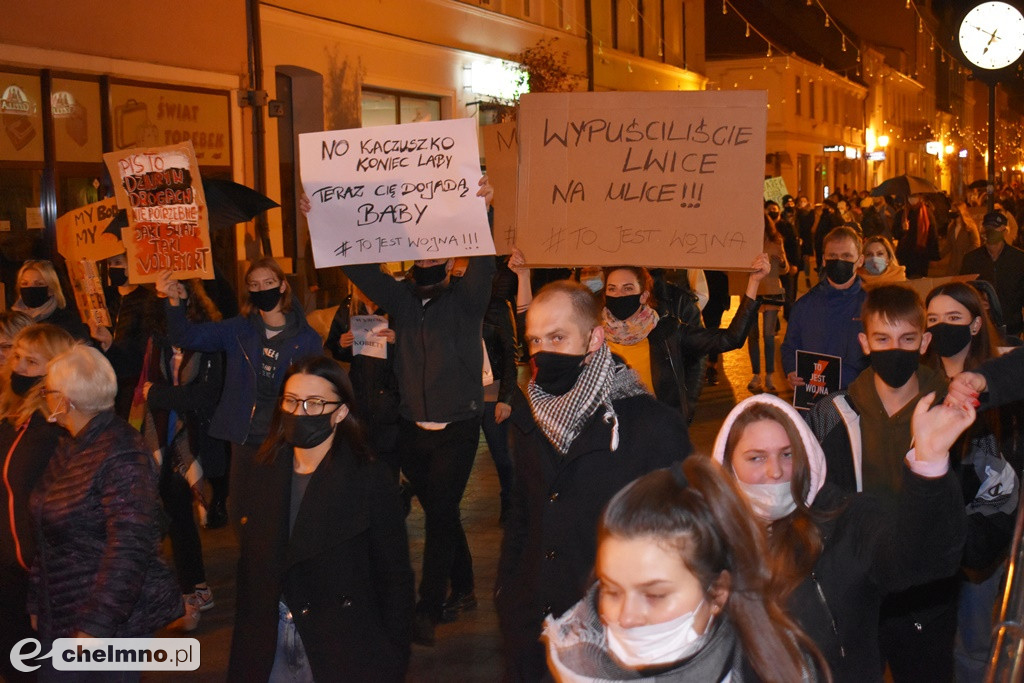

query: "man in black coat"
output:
496 280 689 681
960 211 1024 337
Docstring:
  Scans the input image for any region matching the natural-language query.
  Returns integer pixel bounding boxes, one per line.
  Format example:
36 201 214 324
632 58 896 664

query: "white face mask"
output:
606 600 710 668
737 480 797 521
46 396 68 425
583 277 604 294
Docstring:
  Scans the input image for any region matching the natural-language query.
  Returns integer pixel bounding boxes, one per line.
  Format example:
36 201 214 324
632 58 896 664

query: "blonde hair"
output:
863 236 899 266
0 324 75 426
17 260 67 309
46 344 117 414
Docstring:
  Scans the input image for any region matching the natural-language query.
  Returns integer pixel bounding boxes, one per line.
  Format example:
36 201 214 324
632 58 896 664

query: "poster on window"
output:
299 118 494 267
104 141 213 283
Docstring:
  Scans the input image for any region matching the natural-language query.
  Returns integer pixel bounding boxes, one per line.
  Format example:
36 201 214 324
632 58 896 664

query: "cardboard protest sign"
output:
793 350 842 411
55 199 123 328
56 198 124 263
481 121 518 254
300 118 494 267
66 258 112 328
897 274 977 300
515 90 766 269
104 141 213 283
764 176 788 207
350 315 388 360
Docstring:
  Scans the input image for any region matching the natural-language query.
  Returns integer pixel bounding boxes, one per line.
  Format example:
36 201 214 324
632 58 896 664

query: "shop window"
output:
362 89 441 128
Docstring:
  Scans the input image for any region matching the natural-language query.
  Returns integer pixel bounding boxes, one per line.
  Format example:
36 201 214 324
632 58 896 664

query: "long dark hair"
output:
722 403 837 603
599 458 828 683
924 281 999 374
255 354 373 465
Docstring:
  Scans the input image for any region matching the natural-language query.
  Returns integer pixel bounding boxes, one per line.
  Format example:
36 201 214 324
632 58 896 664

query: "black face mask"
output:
823 259 856 286
281 411 337 449
10 372 42 397
927 323 973 358
412 264 448 287
870 349 920 388
767 211 780 219
108 267 129 287
249 287 283 312
20 286 50 309
605 293 643 321
532 351 587 395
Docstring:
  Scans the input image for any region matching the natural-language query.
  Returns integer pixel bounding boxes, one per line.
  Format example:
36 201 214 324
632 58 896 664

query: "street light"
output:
878 135 890 148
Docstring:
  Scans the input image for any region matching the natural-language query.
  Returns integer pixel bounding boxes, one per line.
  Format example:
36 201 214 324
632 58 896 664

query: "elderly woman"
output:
0 324 73 683
28 345 181 676
13 261 93 343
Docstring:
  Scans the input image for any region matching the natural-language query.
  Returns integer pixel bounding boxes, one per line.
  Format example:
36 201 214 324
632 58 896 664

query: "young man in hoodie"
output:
496 280 689 681
782 226 868 391
808 284 955 682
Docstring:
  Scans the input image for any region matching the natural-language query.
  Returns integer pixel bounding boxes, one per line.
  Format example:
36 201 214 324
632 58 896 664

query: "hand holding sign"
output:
350 315 389 360
300 119 495 267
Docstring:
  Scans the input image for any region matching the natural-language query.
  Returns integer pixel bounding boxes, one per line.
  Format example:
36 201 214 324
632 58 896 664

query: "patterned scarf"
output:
602 305 659 346
527 343 648 455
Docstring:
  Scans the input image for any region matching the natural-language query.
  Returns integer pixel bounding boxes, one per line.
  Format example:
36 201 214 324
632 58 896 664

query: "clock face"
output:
959 1 1024 70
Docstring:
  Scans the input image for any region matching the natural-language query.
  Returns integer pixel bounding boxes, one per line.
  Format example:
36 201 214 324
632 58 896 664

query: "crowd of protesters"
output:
1 174 1023 683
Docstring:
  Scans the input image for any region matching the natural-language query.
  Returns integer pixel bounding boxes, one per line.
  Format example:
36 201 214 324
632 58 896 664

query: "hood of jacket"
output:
711 393 827 507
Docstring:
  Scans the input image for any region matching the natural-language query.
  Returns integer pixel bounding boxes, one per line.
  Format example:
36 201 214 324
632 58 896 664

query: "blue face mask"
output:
583 278 604 294
864 255 888 276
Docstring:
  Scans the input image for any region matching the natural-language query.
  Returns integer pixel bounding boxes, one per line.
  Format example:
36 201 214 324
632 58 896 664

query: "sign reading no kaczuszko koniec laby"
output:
516 90 767 269
299 118 495 267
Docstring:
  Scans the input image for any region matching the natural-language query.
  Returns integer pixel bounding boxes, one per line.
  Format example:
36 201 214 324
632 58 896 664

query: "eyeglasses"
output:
39 387 62 399
280 396 342 416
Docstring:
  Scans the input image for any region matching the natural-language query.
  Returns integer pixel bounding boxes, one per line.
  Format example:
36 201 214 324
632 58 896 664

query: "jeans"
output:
399 417 481 617
269 601 314 683
955 565 1006 683
482 402 513 510
748 309 779 375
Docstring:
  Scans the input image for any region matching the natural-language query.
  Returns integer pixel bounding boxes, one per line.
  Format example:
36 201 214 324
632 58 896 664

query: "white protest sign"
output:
351 315 388 360
516 90 766 269
300 118 495 267
764 176 788 207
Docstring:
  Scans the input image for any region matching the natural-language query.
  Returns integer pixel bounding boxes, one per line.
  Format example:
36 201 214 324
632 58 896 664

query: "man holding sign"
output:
299 168 495 646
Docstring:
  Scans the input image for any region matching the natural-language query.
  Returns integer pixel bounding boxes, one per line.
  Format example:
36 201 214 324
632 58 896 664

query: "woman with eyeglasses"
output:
156 259 324 533
0 324 73 683
229 355 414 683
28 345 182 680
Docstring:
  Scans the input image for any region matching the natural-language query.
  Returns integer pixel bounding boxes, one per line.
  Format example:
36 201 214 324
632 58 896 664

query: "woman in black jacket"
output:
0 324 74 683
712 393 972 682
324 287 400 476
600 255 768 421
12 260 95 344
229 355 414 682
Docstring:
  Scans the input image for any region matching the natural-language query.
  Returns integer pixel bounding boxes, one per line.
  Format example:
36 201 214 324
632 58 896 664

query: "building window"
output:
361 89 442 127
822 86 828 122
795 76 802 116
809 81 815 119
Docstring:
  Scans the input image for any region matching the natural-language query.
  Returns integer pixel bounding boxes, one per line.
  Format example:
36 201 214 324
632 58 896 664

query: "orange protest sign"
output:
104 141 212 283
481 121 518 255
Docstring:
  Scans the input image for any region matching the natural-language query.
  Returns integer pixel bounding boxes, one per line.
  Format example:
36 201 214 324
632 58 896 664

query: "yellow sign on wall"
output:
109 83 230 166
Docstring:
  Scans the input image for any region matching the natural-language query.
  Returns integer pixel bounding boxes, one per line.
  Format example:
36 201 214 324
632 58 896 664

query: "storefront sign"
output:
104 141 213 283
0 73 43 162
52 78 103 163
823 144 845 153
867 151 886 161
109 84 230 166
515 90 767 269
299 118 494 266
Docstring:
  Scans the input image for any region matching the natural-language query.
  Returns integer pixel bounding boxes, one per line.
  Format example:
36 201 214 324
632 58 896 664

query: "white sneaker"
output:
172 596 201 632
747 375 763 393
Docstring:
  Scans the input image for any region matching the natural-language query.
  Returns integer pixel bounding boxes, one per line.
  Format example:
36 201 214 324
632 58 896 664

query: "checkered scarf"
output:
527 343 648 455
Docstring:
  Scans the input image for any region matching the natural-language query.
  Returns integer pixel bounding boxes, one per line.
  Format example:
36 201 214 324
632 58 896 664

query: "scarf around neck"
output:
13 296 58 322
603 305 659 346
527 343 648 455
544 583 740 682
